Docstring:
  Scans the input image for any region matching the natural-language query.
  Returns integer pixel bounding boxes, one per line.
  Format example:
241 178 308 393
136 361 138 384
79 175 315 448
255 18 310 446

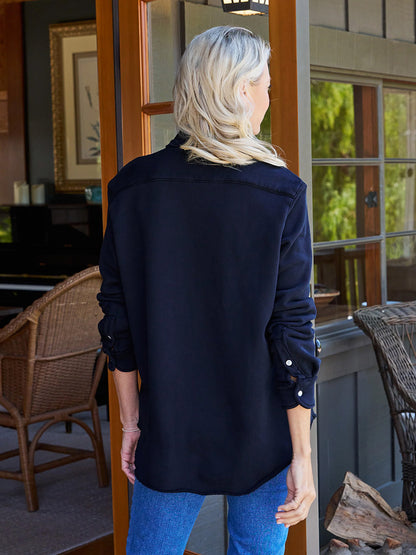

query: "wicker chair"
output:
353 300 416 521
0 266 109 511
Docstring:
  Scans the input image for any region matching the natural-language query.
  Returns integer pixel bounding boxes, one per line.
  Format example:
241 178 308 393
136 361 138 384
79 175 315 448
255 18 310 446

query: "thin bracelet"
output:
122 427 140 433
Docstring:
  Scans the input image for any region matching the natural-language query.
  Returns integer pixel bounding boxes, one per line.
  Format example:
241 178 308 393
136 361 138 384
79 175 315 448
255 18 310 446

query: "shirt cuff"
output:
276 376 316 410
98 316 137 371
105 349 137 372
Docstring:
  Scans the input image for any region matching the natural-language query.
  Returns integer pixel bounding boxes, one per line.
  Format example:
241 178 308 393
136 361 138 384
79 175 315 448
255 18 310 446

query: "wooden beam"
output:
353 85 381 307
0 2 26 204
95 2 129 555
118 0 148 163
269 1 310 553
142 101 174 115
269 0 299 175
6 1 25 162
96 0 117 225
97 1 151 552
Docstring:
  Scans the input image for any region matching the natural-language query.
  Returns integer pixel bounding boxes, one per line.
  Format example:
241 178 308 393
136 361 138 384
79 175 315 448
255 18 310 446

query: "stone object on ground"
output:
379 538 402 554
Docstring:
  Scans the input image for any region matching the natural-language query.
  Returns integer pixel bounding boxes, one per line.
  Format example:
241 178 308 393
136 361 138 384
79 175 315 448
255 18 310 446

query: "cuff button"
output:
107 335 112 340
285 359 293 366
297 390 303 397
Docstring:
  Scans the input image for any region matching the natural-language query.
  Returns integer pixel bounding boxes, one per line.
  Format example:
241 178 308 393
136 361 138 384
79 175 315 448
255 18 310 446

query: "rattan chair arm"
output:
0 309 36 345
385 314 416 325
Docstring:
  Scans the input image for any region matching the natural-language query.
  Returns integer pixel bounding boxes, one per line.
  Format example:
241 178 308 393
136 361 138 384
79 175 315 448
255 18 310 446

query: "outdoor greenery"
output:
311 81 415 263
311 80 356 243
383 92 415 261
0 208 12 243
384 89 412 159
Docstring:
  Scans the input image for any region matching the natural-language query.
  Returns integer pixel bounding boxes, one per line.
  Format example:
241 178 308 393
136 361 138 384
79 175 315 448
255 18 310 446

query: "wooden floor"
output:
61 534 200 555
62 534 114 555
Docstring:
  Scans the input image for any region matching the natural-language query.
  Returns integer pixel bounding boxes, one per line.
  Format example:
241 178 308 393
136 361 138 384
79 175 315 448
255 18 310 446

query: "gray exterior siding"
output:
316 328 402 545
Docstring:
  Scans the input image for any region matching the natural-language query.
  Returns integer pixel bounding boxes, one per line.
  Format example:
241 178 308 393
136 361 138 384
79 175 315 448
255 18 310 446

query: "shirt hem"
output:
134 461 291 497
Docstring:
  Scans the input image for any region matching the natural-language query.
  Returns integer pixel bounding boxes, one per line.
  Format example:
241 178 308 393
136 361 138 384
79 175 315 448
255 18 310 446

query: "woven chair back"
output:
353 301 416 412
0 267 103 417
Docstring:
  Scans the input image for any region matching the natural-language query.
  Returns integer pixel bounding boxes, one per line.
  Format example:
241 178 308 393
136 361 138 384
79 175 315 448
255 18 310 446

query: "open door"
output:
96 0 316 552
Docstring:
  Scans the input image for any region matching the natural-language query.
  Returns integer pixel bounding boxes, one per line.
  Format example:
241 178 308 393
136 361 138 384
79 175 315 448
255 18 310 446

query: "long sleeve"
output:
97 209 137 372
266 183 320 410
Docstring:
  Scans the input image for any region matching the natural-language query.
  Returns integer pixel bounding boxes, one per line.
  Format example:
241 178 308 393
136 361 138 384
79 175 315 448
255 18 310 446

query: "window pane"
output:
314 242 381 324
0 206 12 243
147 0 269 104
258 106 271 144
387 235 416 301
384 88 416 159
311 81 378 159
385 163 416 233
183 3 268 50
148 0 181 103
151 113 177 153
313 166 380 242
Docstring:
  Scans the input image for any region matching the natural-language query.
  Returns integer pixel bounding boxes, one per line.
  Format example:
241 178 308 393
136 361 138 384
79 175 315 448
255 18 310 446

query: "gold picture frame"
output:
49 21 101 193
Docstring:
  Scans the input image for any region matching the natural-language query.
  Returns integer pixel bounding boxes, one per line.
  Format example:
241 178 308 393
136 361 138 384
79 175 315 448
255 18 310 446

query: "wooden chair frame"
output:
0 266 109 511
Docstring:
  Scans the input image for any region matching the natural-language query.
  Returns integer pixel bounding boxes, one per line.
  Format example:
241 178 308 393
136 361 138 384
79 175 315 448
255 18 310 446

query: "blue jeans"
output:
126 466 289 555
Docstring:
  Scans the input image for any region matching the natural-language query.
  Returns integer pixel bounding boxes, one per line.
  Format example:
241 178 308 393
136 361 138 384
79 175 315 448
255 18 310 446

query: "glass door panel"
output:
147 0 270 153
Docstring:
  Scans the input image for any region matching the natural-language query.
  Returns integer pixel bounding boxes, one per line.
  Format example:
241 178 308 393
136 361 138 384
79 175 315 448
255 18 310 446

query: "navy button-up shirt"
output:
97 133 320 495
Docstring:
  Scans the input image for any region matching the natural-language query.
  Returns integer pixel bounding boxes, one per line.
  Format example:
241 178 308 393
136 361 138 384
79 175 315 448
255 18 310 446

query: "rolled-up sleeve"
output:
97 209 137 372
267 182 320 410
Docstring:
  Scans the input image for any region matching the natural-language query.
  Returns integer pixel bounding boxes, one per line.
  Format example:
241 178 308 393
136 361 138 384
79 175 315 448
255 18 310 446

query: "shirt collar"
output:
166 131 189 149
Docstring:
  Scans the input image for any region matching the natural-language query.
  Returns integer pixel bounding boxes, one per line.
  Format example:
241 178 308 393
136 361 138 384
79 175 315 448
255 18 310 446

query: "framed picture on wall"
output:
49 21 101 193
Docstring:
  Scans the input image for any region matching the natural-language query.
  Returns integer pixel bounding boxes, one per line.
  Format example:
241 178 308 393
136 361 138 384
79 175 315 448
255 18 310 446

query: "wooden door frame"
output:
270 1 318 552
96 1 316 552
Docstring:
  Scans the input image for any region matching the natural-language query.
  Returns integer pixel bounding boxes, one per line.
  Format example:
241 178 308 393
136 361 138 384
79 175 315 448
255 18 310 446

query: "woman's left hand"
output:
275 455 316 528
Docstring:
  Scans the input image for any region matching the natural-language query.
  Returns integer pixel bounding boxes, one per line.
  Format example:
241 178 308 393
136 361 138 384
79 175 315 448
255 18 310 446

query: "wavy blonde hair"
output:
173 26 286 168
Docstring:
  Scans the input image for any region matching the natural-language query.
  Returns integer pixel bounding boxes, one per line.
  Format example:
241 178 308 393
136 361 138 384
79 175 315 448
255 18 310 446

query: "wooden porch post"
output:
269 1 319 553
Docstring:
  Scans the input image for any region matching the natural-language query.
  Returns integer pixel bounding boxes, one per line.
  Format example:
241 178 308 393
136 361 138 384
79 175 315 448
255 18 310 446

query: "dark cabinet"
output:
0 203 103 308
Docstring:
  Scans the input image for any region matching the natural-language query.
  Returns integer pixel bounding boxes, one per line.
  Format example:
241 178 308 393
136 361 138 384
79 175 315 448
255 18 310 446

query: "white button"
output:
297 390 303 397
285 360 292 366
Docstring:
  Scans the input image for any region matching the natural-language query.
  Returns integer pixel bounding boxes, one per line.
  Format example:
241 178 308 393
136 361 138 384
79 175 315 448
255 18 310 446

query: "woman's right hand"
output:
275 454 316 527
120 428 141 484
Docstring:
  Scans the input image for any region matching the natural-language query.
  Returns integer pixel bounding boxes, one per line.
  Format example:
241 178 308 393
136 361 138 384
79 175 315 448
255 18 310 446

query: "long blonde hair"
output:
173 26 286 168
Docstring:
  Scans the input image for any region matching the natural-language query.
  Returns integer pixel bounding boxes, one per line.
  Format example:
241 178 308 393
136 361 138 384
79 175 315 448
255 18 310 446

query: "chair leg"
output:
91 403 109 487
16 423 39 511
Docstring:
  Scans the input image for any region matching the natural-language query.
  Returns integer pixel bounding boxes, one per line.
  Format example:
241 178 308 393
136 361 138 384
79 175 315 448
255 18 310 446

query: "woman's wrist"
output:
120 416 139 427
292 448 312 460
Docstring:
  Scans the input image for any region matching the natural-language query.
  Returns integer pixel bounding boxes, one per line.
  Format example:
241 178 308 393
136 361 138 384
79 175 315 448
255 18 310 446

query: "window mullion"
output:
312 158 382 166
314 235 383 250
378 82 387 304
